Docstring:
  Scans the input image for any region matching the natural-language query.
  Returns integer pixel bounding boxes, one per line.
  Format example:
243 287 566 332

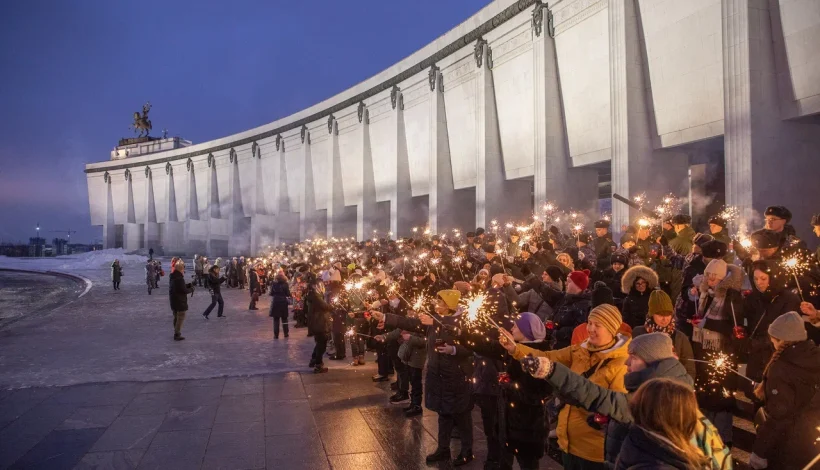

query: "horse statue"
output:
130 102 152 137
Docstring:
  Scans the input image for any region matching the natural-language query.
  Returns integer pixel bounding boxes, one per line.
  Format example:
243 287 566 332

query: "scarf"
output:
693 289 727 351
643 317 676 336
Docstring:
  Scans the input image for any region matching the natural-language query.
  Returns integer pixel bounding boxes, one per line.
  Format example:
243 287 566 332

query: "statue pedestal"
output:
111 137 192 160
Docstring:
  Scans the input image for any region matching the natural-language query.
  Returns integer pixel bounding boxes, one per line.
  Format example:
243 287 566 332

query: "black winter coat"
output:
269 280 291 318
385 312 474 415
674 253 706 325
305 288 332 336
168 271 194 312
743 288 800 382
621 288 651 329
615 425 709 470
206 273 226 294
470 287 514 397
537 284 592 349
755 340 820 469
461 331 552 461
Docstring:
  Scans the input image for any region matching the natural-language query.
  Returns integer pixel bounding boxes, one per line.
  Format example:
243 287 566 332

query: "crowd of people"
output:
158 202 820 469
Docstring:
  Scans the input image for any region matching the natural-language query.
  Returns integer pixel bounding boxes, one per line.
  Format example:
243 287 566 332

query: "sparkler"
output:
688 352 753 384
782 255 808 301
345 327 375 339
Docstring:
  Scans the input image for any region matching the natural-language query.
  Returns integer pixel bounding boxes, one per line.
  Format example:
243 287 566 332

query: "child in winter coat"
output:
379 318 427 417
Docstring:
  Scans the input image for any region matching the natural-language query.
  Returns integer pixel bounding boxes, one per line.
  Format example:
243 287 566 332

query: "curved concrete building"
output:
86 0 820 256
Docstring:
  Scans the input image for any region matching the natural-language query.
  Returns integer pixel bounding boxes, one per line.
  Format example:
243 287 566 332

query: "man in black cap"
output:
576 232 597 271
764 205 808 252
592 219 615 270
707 216 734 263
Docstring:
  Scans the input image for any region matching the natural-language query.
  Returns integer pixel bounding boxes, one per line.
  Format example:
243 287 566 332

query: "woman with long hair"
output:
616 378 710 469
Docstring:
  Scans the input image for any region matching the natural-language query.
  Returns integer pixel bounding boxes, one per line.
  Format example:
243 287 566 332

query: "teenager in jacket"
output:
168 260 194 341
620 265 659 328
515 332 731 470
371 290 476 467
269 272 292 339
750 312 820 470
501 304 630 469
633 290 696 379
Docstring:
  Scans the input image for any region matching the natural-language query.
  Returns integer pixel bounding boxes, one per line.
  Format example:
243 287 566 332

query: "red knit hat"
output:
567 269 591 291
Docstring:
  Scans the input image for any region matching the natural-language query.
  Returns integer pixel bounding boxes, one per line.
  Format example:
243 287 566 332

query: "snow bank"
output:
55 248 148 270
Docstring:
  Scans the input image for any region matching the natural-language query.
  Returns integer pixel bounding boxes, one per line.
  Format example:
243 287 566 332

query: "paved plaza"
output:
0 258 564 469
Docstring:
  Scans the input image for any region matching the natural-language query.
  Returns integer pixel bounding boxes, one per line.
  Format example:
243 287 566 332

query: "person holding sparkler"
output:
743 260 801 392
707 216 735 263
690 258 745 445
620 265 659 329
510 331 730 469
538 270 593 350
750 311 820 470
499 304 630 469
592 219 616 271
268 272 291 339
370 290 476 467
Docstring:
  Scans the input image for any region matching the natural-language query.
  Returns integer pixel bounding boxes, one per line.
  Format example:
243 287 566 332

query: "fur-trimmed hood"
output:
621 265 659 294
698 263 743 297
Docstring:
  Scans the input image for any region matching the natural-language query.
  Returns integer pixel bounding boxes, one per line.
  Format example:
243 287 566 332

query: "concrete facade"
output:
86 0 820 255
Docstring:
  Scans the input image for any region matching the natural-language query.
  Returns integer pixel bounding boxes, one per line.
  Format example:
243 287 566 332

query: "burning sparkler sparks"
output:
782 255 809 300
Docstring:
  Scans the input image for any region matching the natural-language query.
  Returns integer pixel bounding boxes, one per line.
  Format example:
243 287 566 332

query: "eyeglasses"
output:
764 217 783 223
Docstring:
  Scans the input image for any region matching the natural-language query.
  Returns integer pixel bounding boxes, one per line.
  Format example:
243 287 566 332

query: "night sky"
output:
0 0 490 245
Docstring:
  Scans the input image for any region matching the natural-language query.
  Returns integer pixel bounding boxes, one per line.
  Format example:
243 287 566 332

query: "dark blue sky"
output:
0 0 490 244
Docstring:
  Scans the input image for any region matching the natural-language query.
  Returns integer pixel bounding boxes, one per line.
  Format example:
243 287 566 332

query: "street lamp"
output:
35 222 40 257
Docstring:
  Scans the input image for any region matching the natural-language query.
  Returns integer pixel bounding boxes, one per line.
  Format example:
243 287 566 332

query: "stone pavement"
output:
0 369 565 470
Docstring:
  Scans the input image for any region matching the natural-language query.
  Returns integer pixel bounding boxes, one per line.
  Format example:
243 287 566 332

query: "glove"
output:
520 355 552 379
749 453 768 469
436 344 457 355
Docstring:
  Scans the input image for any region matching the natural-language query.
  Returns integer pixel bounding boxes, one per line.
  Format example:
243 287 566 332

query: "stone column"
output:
722 0 820 238
475 38 533 228
187 161 199 220
533 2 598 214
428 66 475 234
103 173 115 249
359 106 377 241
299 127 320 240
144 167 160 251
396 94 426 237
610 0 689 230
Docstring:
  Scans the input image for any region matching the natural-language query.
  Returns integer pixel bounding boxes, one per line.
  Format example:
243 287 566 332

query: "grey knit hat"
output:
628 333 674 364
768 311 807 342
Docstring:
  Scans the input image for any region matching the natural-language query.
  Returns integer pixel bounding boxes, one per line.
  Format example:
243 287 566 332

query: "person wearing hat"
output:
371 290 476 467
750 312 820 470
592 219 615 270
673 237 720 339
614 233 642 268
667 214 695 256
500 304 630 468
453 312 551 470
632 290 695 378
594 252 628 306
535 269 594 349
620 265 659 329
691 258 745 445
513 330 730 469
812 213 820 262
707 216 734 263
506 231 521 259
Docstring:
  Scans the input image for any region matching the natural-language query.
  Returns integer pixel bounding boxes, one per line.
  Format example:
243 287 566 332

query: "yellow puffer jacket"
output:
512 335 630 463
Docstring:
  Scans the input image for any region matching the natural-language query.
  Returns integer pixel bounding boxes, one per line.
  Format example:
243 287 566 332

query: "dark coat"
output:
168 271 194 312
537 284 592 350
111 263 123 282
305 287 332 336
674 253 706 326
462 332 552 461
621 288 652 329
615 425 710 470
385 312 474 415
743 288 801 382
755 340 820 469
593 235 615 269
206 273 225 294
249 270 260 292
268 280 291 318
